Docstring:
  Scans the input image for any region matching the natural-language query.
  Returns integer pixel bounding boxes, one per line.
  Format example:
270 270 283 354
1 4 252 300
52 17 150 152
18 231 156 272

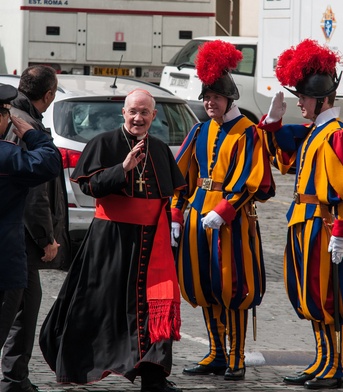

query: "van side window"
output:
232 46 256 77
167 41 256 79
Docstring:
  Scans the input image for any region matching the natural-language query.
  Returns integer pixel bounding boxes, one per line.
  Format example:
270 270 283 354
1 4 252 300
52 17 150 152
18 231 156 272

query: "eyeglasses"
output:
126 109 152 117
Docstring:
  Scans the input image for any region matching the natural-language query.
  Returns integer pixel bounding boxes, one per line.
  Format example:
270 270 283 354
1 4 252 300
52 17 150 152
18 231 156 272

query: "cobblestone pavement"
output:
5 169 326 391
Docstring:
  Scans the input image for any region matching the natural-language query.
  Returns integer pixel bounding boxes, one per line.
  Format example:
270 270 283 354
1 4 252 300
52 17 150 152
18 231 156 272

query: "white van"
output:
160 36 301 124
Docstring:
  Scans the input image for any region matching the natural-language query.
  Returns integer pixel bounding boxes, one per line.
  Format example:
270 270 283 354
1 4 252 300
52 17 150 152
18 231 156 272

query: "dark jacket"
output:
6 91 71 270
0 130 61 290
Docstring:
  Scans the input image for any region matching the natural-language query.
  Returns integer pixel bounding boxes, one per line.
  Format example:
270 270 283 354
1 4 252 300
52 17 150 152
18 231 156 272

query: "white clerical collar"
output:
123 125 147 140
315 107 340 127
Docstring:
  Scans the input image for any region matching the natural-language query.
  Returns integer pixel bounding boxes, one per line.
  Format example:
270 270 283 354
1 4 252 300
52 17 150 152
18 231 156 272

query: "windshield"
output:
53 100 197 146
167 40 256 76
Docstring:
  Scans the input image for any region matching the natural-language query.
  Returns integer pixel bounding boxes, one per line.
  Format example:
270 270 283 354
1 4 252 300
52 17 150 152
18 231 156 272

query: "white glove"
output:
171 222 181 247
201 211 225 230
328 235 343 264
265 91 287 123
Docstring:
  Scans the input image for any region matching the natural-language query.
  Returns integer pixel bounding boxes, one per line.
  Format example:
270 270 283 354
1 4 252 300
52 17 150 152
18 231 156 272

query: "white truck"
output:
160 0 343 124
159 36 270 123
257 0 343 116
0 0 216 84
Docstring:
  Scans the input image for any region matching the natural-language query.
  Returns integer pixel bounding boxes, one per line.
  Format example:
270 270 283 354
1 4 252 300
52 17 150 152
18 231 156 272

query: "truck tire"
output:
239 108 259 124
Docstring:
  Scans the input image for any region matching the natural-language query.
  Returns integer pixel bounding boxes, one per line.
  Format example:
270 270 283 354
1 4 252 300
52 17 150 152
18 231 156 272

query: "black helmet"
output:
198 73 239 100
285 72 341 99
275 39 342 115
0 84 18 106
195 40 242 102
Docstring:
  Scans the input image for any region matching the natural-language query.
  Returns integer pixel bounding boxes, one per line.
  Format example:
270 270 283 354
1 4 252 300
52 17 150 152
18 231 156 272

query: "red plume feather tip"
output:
275 38 341 87
195 40 243 85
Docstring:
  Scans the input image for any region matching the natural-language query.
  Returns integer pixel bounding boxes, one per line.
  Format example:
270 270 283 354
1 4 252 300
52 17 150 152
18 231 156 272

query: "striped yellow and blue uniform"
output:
265 115 343 379
172 113 275 369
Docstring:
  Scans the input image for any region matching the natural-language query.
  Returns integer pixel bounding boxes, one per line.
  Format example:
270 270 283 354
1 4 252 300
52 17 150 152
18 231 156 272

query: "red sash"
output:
95 194 181 342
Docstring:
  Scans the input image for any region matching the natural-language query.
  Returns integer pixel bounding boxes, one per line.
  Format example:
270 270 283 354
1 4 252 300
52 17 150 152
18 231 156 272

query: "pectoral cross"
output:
136 177 145 192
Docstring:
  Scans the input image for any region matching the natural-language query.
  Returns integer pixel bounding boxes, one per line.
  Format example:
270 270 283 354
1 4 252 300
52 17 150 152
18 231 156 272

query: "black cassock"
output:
39 127 186 384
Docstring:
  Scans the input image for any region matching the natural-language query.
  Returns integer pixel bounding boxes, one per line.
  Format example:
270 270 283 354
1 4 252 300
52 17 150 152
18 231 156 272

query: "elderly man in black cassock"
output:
39 88 186 392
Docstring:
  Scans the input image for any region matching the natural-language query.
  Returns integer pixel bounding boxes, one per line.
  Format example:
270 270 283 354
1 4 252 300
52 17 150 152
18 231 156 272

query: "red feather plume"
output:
195 40 243 85
275 38 341 87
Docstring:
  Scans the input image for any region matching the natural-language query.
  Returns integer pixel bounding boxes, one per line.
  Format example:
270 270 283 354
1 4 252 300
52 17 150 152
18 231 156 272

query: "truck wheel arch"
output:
239 108 259 123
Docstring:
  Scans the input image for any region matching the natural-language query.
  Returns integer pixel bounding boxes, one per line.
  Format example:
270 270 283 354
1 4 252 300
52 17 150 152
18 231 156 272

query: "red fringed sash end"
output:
148 300 181 343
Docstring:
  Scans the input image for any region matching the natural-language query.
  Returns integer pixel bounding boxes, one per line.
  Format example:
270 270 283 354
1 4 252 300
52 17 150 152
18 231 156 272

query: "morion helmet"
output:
195 40 243 100
275 39 341 113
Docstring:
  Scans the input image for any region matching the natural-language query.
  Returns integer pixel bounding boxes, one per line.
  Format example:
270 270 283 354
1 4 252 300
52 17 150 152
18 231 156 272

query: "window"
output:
167 39 200 67
163 103 194 146
53 101 122 143
167 39 257 77
233 46 256 76
53 100 196 147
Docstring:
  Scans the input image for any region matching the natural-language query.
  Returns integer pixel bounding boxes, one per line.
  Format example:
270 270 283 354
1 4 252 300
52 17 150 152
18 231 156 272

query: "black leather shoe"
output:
224 367 245 381
182 364 226 376
1 379 39 392
304 378 342 390
141 378 182 392
283 372 315 385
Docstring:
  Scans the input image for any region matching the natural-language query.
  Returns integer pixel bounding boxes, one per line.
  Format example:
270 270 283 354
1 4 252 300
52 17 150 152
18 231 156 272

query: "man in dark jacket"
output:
0 84 61 349
1 66 71 392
